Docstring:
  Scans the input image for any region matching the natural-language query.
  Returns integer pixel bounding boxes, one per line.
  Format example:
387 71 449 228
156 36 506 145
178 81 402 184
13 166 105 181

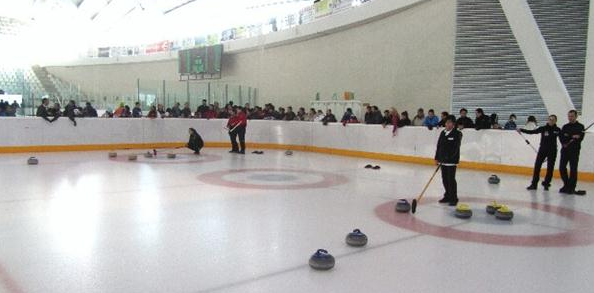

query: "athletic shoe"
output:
526 185 537 190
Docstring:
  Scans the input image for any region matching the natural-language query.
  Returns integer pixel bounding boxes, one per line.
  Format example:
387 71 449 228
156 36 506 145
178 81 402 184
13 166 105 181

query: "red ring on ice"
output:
198 168 349 190
375 197 594 247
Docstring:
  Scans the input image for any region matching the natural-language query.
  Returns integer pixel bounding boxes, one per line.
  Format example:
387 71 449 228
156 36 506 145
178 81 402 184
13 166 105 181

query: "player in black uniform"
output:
519 115 560 191
558 110 585 195
187 128 204 155
435 115 462 206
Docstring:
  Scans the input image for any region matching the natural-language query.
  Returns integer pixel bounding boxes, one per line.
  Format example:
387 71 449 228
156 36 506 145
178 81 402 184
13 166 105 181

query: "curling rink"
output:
1 148 593 293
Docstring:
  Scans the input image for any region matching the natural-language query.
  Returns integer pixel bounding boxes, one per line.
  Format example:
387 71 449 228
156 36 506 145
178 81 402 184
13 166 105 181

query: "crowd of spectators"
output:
30 97 539 131
0 99 20 117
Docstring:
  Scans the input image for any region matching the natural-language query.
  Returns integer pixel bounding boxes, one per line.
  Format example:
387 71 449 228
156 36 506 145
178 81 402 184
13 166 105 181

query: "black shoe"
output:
448 199 459 206
194 151 200 155
438 197 449 204
364 164 373 169
372 165 381 170
238 150 245 154
526 185 537 190
559 186 570 194
229 150 238 153
575 190 587 196
541 182 550 191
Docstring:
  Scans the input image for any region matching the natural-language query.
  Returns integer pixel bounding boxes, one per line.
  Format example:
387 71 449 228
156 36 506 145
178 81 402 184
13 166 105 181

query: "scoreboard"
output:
178 44 223 79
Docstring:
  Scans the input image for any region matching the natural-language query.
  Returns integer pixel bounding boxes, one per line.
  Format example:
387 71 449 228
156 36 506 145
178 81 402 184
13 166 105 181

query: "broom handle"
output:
417 164 441 202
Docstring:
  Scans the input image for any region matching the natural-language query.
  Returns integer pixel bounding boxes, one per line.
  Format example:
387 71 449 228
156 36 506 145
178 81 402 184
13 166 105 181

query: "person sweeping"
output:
187 128 204 155
435 115 462 206
227 107 247 154
518 115 560 191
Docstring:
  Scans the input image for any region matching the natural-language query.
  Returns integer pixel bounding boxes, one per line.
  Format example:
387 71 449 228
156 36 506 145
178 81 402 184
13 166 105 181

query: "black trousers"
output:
441 165 457 202
229 126 246 152
559 148 580 191
531 149 556 186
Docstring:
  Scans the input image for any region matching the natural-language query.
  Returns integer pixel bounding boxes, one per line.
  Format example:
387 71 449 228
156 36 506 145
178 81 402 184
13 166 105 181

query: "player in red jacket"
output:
227 107 247 154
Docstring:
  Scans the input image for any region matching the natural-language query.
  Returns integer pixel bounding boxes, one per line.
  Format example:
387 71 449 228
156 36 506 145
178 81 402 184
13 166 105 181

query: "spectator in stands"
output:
456 108 474 129
147 106 158 118
181 102 192 118
364 106 373 124
203 105 217 119
423 109 439 128
382 110 392 125
284 106 296 121
114 103 125 117
102 108 114 118
64 100 78 126
36 98 56 123
50 103 62 118
132 102 143 118
306 108 316 121
412 108 425 126
490 113 502 129
340 108 359 124
388 107 400 135
525 116 538 130
83 102 98 117
474 108 491 130
297 107 306 121
11 100 19 112
504 114 517 130
171 103 182 118
213 102 221 115
197 100 209 117
123 105 132 118
370 106 383 124
438 111 449 127
322 109 337 123
219 105 232 119
398 111 411 127
314 110 325 122
5 106 15 117
157 104 165 117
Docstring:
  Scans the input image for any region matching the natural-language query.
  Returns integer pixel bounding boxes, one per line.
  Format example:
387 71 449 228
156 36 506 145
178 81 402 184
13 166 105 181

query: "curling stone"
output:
486 201 503 215
108 152 117 158
285 150 293 156
144 152 153 158
27 157 39 165
495 205 514 221
345 229 368 247
309 249 335 270
167 153 176 159
395 199 411 213
128 154 138 161
488 175 501 185
454 204 473 219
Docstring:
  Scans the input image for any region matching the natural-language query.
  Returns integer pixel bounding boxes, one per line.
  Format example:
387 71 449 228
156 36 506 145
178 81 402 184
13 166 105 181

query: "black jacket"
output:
435 129 462 164
559 121 585 151
36 105 55 122
456 116 474 129
521 124 560 151
475 115 491 130
188 132 204 151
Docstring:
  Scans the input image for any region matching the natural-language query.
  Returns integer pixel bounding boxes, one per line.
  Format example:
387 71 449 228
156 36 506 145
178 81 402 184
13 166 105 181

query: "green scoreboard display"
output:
178 44 223 79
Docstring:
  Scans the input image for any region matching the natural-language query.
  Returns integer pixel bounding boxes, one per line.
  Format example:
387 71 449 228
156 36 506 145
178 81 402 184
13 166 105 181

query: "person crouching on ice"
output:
187 128 204 155
435 115 463 206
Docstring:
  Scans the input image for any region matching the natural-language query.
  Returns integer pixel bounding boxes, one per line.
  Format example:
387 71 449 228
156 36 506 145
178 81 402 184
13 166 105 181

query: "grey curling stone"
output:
309 249 335 270
395 199 411 213
488 175 501 184
454 208 473 219
495 209 514 221
167 153 176 159
108 152 117 158
285 150 293 156
128 154 138 161
345 229 368 247
486 204 502 215
27 157 39 165
144 152 153 158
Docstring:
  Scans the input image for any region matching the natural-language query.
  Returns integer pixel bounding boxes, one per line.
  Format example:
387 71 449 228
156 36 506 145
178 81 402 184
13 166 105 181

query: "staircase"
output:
31 65 62 101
